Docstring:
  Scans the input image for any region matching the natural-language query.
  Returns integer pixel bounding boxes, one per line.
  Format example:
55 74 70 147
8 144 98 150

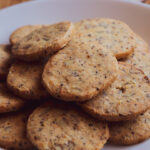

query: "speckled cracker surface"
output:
0 110 34 150
27 101 109 150
42 32 118 101
12 22 74 61
7 62 49 100
121 34 150 79
10 25 43 44
75 18 136 59
0 45 11 80
79 63 150 121
109 109 150 145
0 83 25 113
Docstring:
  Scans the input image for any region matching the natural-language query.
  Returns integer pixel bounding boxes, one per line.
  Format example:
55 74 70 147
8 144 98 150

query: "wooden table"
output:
0 0 149 9
143 0 150 4
0 0 30 9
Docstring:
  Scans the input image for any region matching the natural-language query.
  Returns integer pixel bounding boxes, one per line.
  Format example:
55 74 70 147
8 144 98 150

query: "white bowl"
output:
0 0 150 150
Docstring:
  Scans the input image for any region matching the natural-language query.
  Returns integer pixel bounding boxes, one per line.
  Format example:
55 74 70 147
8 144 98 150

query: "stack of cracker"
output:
0 18 149 150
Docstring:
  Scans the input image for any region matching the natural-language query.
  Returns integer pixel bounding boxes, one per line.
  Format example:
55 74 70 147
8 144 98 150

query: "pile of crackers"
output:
0 18 150 150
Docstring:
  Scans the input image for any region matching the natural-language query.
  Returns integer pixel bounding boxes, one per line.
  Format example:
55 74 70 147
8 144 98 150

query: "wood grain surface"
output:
143 0 150 4
0 0 30 9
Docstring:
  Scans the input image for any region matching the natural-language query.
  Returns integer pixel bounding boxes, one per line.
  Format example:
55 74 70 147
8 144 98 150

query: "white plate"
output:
0 0 150 149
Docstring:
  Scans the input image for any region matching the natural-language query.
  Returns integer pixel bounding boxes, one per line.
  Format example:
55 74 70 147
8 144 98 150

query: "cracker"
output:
0 45 11 80
27 101 109 150
75 18 136 59
121 34 150 79
0 83 25 113
109 109 150 145
0 110 34 150
12 22 74 61
7 61 49 100
79 63 150 121
10 25 43 44
42 32 118 101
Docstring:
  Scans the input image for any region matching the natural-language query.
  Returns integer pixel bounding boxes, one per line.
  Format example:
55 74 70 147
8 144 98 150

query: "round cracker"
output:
0 110 34 150
10 25 43 45
12 22 74 61
121 34 150 79
79 63 150 121
75 18 136 59
0 83 25 113
27 101 109 150
0 45 11 80
7 61 49 100
109 109 150 145
42 32 118 101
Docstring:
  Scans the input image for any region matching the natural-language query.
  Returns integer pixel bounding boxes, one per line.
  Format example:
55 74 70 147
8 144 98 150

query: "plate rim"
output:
0 0 150 15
